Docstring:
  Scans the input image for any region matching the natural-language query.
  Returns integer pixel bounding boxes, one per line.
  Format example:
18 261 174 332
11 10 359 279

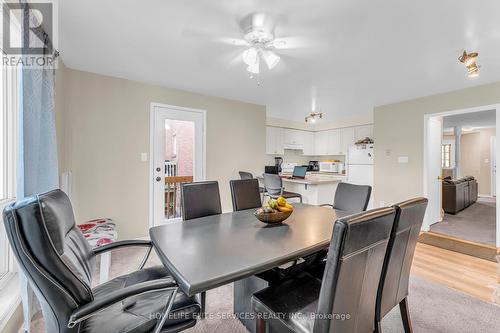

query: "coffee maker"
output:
308 161 319 172
274 157 283 173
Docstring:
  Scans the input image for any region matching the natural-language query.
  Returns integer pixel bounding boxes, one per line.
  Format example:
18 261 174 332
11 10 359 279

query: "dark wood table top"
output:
150 204 339 296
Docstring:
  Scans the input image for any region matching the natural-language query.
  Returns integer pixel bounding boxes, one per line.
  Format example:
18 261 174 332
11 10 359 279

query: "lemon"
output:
277 197 287 207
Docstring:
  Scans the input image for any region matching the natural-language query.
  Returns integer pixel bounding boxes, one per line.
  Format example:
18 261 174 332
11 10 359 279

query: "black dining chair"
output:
263 173 302 203
180 181 222 314
374 198 428 333
239 171 266 198
2 190 200 333
230 179 262 211
322 182 372 214
252 207 396 333
181 181 222 221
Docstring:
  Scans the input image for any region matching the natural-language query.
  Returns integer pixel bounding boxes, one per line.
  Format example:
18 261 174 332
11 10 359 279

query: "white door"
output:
151 104 205 226
424 116 443 229
491 136 496 196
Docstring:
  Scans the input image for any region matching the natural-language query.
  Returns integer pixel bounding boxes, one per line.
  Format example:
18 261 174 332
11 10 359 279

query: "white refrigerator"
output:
347 144 374 208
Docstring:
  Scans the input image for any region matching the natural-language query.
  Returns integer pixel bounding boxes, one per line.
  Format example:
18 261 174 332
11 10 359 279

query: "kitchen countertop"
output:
258 173 345 185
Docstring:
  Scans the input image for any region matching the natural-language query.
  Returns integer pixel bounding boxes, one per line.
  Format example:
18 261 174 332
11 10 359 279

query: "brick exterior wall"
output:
165 120 194 176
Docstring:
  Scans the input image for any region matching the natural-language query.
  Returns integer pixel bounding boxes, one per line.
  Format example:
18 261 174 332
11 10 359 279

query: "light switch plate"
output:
398 156 409 164
141 153 148 162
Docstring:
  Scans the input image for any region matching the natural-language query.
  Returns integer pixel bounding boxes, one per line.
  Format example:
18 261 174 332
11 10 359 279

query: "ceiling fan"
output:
183 12 306 76
235 12 289 75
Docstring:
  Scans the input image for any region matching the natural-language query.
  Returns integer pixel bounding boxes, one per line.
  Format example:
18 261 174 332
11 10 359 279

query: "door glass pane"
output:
164 119 195 220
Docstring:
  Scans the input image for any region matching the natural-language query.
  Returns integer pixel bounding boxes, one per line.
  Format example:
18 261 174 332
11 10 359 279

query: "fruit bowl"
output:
255 197 294 224
254 209 293 224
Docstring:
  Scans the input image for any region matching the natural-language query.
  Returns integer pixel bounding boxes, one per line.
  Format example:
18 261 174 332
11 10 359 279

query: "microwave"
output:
319 162 338 173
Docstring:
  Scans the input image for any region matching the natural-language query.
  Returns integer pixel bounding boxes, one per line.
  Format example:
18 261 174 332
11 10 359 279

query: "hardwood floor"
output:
412 243 500 304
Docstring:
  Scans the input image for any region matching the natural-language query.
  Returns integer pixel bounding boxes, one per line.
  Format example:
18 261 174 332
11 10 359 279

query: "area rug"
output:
30 248 500 333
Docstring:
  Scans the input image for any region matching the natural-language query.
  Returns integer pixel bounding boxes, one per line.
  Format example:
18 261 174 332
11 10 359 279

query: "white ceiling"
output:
443 109 496 131
59 0 500 122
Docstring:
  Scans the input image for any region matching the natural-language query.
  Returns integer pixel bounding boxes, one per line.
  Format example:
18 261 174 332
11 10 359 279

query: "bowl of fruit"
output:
254 197 294 224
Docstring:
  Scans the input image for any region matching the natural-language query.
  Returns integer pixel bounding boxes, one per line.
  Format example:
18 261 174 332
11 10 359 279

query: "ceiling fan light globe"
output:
243 47 258 66
264 51 280 70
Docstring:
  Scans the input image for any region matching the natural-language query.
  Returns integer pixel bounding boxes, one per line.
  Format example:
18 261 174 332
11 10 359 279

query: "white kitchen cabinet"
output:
314 131 329 155
284 129 304 146
355 125 373 142
302 131 315 155
327 129 341 155
339 127 355 155
266 127 284 155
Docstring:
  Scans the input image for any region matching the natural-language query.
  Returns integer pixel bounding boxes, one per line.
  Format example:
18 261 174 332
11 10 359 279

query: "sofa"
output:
442 176 478 214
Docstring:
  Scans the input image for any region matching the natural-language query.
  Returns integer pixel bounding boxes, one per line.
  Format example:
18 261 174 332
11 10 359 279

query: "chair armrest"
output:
68 278 177 328
92 239 152 256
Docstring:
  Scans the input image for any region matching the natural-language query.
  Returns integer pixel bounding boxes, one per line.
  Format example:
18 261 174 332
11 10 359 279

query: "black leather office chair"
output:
374 198 428 333
322 182 372 214
252 207 396 333
180 181 222 314
2 190 200 333
263 173 302 203
230 179 262 211
181 181 222 221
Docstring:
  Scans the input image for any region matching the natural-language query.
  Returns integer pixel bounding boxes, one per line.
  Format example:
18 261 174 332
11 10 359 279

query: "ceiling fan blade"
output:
216 37 249 47
272 36 311 50
182 29 247 46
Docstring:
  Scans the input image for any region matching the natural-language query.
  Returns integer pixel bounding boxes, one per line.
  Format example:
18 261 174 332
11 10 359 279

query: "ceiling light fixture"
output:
239 13 283 75
305 111 323 123
458 50 480 78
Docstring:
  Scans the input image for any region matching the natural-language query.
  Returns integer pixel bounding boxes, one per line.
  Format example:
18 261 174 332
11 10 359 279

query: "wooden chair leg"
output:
256 317 266 333
399 297 413 333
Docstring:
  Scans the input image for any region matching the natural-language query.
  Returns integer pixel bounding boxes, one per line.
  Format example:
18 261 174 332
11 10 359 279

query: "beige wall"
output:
460 128 496 195
374 82 500 206
57 66 266 239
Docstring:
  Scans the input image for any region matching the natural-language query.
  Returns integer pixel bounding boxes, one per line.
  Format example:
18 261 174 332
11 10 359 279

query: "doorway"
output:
150 103 206 227
423 105 500 250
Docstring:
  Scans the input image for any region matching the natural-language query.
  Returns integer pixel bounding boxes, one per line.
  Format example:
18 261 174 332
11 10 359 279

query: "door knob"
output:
156 167 161 172
156 177 162 182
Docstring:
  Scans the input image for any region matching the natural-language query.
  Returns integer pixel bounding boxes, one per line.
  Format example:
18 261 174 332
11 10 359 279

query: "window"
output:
172 133 177 157
0 30 19 284
442 144 451 168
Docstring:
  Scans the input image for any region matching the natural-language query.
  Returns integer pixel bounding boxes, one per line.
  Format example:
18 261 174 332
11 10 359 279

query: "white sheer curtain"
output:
16 1 59 331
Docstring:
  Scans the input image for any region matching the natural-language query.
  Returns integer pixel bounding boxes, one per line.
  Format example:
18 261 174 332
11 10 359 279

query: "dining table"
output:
149 203 342 332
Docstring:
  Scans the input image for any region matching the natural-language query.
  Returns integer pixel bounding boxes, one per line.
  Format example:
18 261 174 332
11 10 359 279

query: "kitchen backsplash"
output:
265 149 346 166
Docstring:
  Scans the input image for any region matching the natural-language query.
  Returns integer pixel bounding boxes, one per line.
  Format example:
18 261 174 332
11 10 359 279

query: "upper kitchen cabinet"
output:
314 131 329 155
266 126 284 155
302 131 315 155
283 129 304 147
355 125 374 141
339 127 355 155
327 129 341 155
